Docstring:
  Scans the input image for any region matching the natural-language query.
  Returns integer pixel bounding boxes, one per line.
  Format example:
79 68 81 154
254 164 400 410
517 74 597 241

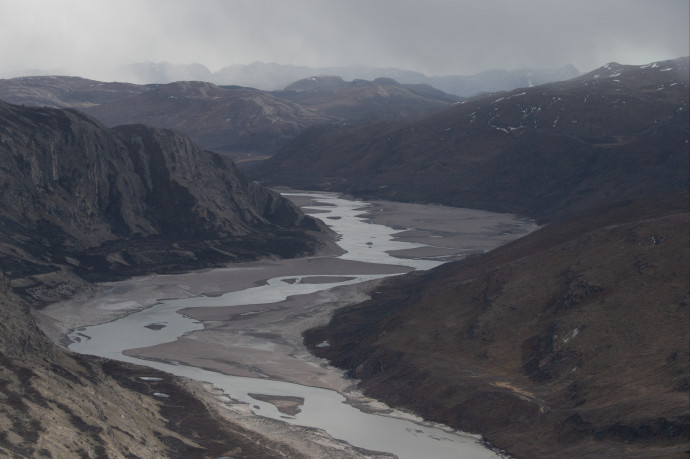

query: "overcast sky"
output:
1 0 688 80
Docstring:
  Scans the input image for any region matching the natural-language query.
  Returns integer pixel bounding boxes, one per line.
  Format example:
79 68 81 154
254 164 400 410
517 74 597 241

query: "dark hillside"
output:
306 192 690 458
253 57 689 223
0 101 329 304
84 81 334 159
0 100 334 457
273 76 459 123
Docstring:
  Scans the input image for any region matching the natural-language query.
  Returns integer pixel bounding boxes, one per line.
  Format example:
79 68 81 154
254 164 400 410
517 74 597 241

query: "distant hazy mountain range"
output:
113 61 581 98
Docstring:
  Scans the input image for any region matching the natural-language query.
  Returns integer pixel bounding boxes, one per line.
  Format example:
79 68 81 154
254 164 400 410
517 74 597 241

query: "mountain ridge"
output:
0 101 330 305
251 57 689 223
0 76 463 159
0 98 342 457
305 192 690 458
114 61 581 97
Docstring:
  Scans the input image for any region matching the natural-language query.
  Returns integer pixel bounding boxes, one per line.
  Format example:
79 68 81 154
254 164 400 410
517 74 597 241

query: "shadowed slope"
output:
306 193 690 458
254 57 689 223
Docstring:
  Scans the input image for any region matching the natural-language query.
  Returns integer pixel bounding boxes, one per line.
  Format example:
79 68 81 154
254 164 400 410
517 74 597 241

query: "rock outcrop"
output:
0 100 330 304
0 100 337 457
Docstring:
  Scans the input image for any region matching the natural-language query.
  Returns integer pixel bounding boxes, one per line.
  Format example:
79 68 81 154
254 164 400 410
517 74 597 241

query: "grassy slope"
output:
306 193 690 458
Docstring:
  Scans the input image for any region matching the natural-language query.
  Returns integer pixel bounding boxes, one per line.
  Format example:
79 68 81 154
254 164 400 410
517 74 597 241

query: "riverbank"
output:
35 192 536 458
37 193 537 392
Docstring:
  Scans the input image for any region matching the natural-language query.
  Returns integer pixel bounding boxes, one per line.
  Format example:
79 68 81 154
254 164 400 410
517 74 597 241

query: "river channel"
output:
39 191 538 458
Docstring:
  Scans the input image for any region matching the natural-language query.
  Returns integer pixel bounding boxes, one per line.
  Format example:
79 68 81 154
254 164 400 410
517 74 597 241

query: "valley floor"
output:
35 195 535 458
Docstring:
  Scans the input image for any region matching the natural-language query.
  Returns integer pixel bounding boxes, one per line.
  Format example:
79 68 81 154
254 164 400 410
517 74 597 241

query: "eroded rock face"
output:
0 101 330 303
0 275 306 458
0 100 348 459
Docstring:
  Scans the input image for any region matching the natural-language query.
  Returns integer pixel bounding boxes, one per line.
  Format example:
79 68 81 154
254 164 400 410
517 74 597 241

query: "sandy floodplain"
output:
35 192 536 458
37 194 537 393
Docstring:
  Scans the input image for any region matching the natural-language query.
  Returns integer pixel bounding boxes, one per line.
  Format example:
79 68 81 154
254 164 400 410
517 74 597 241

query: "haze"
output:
1 0 688 81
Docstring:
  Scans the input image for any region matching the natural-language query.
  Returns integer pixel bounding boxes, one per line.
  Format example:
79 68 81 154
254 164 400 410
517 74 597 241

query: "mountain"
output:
0 75 147 108
114 61 580 97
0 76 460 159
0 100 339 457
82 81 335 159
427 64 581 97
251 57 690 223
119 61 215 85
274 76 460 123
305 192 690 458
0 269 296 458
0 101 330 305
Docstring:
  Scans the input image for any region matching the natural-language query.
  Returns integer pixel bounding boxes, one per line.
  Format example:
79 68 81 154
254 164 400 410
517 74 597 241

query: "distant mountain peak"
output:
112 61 581 97
283 75 347 91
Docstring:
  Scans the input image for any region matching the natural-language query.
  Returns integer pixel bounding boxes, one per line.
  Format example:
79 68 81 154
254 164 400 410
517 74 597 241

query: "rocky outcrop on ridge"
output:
0 100 330 305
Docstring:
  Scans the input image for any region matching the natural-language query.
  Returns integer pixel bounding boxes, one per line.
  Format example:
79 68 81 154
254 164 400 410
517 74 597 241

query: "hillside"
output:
252 57 689 223
305 192 690 458
0 69 573 161
0 75 147 108
273 76 460 123
0 268 301 458
0 100 340 457
82 81 334 159
0 101 329 305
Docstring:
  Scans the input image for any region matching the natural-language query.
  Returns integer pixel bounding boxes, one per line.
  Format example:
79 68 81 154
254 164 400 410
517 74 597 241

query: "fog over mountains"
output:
111 61 580 97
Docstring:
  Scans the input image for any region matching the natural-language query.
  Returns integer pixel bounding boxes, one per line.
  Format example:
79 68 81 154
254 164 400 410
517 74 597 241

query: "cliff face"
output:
0 101 329 304
0 100 336 457
305 193 690 458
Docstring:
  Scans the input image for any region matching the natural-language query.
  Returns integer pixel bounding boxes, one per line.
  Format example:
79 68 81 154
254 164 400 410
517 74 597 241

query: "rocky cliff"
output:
0 100 338 457
305 193 690 458
0 268 308 458
0 100 329 304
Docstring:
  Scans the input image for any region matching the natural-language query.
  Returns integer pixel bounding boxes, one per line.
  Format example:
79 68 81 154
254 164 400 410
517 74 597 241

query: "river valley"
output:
36 191 538 458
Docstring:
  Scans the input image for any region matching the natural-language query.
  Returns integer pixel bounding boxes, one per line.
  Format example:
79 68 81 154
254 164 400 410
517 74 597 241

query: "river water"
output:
60 192 534 458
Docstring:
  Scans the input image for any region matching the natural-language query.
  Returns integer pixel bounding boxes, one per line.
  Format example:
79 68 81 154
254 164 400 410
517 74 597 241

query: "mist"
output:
1 0 688 80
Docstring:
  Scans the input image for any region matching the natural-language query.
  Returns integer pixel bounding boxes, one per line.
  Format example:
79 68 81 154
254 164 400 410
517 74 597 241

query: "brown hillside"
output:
305 193 690 458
